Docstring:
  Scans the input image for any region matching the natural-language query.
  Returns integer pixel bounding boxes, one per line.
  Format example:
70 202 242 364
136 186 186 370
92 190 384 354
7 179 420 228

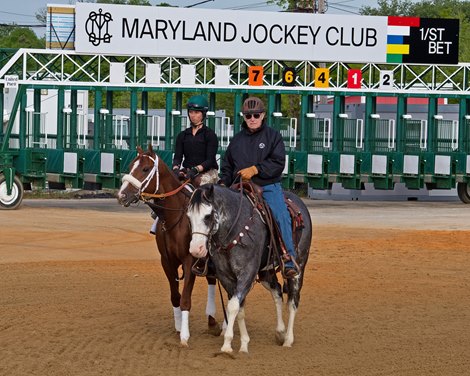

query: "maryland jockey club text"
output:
121 18 379 47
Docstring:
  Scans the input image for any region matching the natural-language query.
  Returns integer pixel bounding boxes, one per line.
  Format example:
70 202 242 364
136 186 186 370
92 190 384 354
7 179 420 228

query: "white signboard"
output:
4 75 18 89
75 3 388 63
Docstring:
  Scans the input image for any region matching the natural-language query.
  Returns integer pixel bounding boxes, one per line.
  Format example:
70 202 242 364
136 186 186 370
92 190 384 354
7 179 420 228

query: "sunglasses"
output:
244 113 262 120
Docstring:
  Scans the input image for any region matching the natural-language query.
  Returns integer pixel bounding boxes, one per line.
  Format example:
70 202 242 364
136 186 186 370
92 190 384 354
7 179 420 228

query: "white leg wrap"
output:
206 284 216 317
180 310 190 346
173 306 182 332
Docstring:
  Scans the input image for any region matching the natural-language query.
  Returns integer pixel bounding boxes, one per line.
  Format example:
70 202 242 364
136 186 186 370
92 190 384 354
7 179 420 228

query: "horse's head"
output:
117 145 159 206
187 185 220 258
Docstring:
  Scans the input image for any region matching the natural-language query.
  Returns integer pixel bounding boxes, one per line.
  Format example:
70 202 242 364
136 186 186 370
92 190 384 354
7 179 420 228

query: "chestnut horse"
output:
117 145 221 346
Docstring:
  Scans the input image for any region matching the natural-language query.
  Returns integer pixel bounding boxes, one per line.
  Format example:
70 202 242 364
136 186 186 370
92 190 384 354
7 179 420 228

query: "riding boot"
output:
149 217 158 235
191 257 209 277
282 253 299 279
149 211 158 235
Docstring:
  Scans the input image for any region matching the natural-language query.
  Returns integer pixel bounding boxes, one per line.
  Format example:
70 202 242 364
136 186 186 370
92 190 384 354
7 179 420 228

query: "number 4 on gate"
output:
314 68 329 88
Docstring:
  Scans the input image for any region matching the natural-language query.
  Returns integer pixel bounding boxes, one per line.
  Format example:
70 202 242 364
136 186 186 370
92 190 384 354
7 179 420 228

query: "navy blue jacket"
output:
220 120 286 187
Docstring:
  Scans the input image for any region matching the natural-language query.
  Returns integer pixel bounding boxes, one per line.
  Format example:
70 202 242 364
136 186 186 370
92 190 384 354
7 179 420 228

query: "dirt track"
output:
1 199 470 376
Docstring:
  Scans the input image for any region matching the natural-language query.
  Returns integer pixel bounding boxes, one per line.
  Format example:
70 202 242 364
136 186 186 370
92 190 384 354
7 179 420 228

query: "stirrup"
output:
283 266 299 279
191 258 208 277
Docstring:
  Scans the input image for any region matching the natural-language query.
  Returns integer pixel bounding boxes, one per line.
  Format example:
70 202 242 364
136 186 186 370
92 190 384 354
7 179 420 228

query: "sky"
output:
1 0 377 38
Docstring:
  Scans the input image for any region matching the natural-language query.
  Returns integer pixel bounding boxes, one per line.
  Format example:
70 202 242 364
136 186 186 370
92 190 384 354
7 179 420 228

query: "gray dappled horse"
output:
187 184 312 353
117 145 221 347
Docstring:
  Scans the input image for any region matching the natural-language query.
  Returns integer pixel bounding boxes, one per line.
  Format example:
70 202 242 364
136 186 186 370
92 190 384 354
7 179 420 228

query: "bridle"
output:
189 190 256 254
121 153 190 201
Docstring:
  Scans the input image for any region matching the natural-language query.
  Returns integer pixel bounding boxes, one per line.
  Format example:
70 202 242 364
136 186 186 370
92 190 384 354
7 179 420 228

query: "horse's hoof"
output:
275 331 285 346
180 340 189 347
282 341 293 348
221 345 233 354
208 322 222 337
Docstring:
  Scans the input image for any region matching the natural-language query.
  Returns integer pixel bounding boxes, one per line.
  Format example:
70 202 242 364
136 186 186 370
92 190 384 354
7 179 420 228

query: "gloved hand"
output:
172 167 184 180
238 165 258 181
185 166 200 180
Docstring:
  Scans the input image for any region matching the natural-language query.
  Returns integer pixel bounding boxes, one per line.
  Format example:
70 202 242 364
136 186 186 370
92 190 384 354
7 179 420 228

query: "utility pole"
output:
314 0 328 104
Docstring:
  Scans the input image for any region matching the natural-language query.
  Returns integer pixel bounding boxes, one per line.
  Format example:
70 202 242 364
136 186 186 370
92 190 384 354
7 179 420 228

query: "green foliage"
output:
266 0 298 11
0 28 43 49
360 0 414 16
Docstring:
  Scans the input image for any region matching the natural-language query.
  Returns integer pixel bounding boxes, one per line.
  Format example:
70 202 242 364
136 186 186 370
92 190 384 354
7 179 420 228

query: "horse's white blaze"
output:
188 203 212 258
118 159 141 197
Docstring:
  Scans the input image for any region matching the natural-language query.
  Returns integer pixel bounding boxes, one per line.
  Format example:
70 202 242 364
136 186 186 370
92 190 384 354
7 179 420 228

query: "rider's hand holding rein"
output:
238 165 258 181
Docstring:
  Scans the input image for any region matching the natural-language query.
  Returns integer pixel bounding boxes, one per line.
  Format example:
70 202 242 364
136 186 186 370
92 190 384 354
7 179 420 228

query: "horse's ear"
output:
148 143 153 154
208 184 215 199
136 146 143 154
201 184 214 203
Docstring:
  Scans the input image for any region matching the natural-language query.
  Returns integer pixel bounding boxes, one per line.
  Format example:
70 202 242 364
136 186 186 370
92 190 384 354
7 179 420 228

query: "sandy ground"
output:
1 198 470 376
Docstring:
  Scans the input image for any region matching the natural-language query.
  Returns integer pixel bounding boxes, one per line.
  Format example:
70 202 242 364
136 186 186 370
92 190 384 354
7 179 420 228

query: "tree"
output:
360 0 414 16
0 27 43 49
267 0 298 11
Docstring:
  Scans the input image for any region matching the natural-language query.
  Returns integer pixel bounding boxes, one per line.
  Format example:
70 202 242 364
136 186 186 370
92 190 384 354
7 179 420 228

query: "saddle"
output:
231 181 305 260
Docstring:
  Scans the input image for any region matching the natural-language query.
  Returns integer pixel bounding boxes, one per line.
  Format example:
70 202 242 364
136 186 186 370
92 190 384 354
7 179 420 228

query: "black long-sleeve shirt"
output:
219 120 286 187
172 125 219 172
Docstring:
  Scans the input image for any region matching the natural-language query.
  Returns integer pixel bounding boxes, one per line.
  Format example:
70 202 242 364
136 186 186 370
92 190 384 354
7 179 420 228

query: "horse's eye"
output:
204 214 212 223
143 167 150 172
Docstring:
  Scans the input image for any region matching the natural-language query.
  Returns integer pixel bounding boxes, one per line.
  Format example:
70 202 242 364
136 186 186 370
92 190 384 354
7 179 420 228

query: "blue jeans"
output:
262 183 296 267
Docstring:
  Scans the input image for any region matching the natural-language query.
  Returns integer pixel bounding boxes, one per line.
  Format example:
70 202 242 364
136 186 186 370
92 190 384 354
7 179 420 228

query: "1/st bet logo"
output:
420 27 452 55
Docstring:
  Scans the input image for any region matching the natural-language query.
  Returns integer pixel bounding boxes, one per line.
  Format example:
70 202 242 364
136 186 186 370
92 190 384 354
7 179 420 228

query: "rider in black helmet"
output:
172 94 219 184
151 95 219 239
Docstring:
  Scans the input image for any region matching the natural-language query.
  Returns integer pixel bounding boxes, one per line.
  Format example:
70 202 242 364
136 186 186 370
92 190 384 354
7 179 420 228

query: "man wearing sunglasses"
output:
219 96 299 278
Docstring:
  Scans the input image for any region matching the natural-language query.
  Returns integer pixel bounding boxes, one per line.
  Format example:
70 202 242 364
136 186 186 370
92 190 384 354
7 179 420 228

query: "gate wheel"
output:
0 174 24 210
457 182 470 204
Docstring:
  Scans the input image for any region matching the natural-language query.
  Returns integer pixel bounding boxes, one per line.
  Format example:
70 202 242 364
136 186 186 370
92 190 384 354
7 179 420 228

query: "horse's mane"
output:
189 185 212 211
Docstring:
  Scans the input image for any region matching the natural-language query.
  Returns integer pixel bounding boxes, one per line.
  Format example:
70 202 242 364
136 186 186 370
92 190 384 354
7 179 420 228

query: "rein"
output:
140 179 191 199
122 153 191 201
193 184 257 254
